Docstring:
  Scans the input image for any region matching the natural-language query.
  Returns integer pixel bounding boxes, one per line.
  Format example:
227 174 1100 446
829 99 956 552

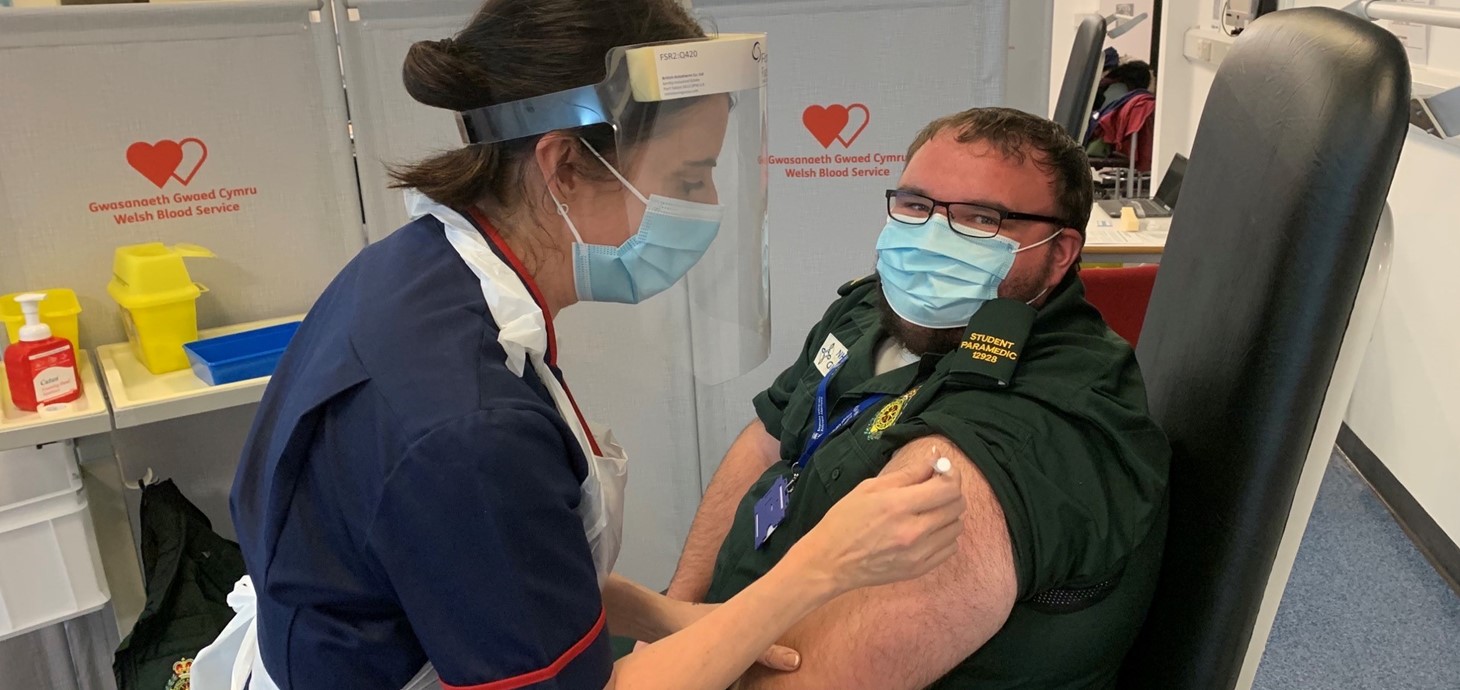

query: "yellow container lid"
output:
107 242 214 309
0 288 81 321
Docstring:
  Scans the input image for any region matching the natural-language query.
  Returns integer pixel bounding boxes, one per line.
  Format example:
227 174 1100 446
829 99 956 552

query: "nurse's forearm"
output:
666 421 781 602
603 574 692 643
609 553 837 690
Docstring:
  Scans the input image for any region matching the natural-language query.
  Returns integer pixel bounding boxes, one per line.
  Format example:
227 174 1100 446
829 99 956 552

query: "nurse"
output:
195 1 964 689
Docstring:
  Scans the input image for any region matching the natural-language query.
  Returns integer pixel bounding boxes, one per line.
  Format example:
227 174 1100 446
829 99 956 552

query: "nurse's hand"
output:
787 458 964 592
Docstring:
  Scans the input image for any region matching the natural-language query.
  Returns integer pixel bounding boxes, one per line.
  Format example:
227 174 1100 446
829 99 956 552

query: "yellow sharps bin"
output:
107 243 215 374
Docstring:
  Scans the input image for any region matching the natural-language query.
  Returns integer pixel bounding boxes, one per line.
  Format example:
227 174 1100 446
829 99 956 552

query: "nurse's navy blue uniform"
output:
230 211 612 690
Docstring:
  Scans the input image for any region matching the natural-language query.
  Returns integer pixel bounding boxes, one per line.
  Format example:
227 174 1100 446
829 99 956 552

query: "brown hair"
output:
905 107 1094 234
389 0 706 212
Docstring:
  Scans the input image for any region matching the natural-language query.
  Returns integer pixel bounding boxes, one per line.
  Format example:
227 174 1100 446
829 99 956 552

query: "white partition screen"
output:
690 0 1011 488
0 2 366 684
0 1 365 346
333 0 478 242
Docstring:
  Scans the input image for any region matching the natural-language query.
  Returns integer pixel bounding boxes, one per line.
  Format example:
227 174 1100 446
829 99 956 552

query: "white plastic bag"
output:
193 577 438 689
189 577 281 690
580 425 629 587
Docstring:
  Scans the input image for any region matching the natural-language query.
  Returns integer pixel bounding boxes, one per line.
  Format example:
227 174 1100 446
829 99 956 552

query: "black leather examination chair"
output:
1052 14 1107 142
1119 8 1410 689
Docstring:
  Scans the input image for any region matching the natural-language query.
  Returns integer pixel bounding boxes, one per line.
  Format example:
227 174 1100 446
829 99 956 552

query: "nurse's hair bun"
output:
402 37 494 112
390 0 705 211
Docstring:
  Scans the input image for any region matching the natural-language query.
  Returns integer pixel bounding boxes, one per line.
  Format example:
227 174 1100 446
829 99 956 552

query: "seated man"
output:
666 107 1171 689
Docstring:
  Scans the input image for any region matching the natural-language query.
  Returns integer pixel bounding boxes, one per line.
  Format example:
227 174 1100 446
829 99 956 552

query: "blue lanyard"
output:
794 361 890 471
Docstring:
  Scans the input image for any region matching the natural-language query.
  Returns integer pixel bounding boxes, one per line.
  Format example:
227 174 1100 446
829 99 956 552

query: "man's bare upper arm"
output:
738 435 1019 690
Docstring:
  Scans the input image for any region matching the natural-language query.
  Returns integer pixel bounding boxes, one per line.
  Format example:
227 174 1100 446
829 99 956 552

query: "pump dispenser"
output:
17 293 51 341
4 293 82 412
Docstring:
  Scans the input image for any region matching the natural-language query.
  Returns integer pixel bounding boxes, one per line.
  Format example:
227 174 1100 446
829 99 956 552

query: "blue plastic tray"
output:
183 321 301 386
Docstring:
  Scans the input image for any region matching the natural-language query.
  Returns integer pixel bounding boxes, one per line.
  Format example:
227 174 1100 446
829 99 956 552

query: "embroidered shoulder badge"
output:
866 387 919 440
166 658 193 690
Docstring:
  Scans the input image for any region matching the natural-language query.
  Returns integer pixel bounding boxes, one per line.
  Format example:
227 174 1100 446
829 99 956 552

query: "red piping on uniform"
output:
441 607 607 690
465 208 603 456
556 381 603 456
467 208 558 367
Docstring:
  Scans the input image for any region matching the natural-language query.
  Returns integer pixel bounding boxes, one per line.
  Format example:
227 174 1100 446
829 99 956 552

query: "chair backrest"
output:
1119 8 1409 689
1052 14 1106 142
1081 265 1158 347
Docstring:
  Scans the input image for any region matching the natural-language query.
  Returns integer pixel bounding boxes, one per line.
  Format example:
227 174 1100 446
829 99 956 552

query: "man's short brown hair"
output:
906 107 1094 234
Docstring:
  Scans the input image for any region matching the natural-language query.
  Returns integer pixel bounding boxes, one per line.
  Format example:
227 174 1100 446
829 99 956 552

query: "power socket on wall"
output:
1184 27 1234 68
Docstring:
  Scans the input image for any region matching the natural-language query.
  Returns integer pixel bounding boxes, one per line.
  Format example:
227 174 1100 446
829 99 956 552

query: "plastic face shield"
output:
456 34 770 384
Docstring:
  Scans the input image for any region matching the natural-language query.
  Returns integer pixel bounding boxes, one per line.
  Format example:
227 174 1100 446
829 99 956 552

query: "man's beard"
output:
875 252 1057 357
876 294 966 357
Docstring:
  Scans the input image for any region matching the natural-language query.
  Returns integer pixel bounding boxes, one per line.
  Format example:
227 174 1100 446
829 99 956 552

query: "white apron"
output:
191 192 628 689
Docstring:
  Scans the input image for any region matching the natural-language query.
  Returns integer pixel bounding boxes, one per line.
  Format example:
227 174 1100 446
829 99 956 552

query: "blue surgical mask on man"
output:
553 139 725 304
876 213 1059 329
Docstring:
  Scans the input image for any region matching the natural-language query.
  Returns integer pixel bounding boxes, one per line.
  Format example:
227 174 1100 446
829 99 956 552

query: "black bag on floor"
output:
113 480 246 690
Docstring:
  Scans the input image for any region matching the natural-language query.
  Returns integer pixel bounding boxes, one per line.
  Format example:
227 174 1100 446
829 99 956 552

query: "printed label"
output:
643 34 764 100
34 366 78 402
813 334 849 376
28 347 78 402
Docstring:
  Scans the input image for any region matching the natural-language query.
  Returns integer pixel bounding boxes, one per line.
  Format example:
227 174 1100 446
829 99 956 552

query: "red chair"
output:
1081 265 1159 347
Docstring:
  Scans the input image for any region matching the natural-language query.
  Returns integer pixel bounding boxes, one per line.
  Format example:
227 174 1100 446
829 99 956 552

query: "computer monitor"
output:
1095 153 1189 219
1422 85 1460 138
1155 153 1189 207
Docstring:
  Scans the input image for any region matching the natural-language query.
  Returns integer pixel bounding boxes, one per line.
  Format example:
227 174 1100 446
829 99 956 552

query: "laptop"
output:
1411 87 1460 140
1099 153 1187 219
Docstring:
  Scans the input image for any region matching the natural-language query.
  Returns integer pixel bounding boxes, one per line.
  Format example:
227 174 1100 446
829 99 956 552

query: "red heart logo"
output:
171 138 208 186
835 104 871 148
126 140 183 188
803 105 849 149
126 138 208 188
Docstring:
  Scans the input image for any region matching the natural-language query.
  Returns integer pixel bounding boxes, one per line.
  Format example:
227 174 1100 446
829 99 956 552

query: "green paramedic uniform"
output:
705 273 1171 689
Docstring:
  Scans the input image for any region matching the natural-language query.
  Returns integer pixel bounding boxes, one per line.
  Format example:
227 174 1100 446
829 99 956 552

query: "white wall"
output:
1102 0 1155 60
1340 0 1460 542
1347 134 1460 542
1149 0 1223 180
1154 0 1460 541
1432 6 1460 75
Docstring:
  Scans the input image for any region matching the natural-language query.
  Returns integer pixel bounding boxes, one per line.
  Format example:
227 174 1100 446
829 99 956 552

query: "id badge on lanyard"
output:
753 361 889 549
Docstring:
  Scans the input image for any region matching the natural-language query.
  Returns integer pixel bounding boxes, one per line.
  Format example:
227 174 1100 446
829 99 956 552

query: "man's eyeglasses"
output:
885 190 1067 239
